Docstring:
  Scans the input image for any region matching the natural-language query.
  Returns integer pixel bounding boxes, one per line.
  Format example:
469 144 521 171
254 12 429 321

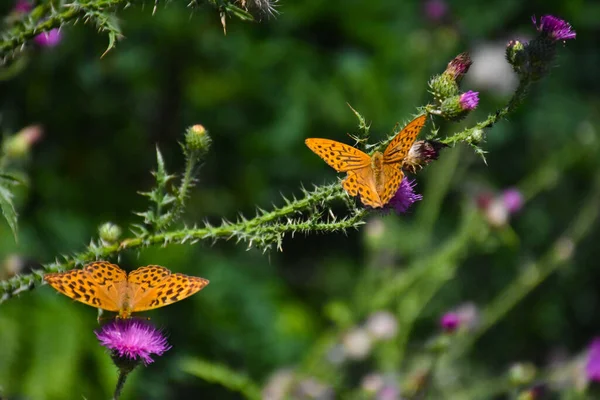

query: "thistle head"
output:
440 91 479 121
95 319 171 369
385 178 423 215
404 140 449 174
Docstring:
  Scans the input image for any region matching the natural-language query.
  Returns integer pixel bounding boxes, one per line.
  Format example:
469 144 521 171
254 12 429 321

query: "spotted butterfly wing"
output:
44 261 126 312
383 114 427 164
127 266 210 312
304 138 370 172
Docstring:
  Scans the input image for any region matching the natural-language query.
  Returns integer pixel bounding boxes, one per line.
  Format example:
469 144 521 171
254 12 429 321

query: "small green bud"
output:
506 40 527 74
184 124 211 155
508 362 536 387
99 222 122 243
440 91 479 121
428 74 459 103
3 125 43 159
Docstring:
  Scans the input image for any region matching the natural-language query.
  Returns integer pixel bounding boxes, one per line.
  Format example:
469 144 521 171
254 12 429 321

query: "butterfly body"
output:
45 261 209 319
305 114 427 208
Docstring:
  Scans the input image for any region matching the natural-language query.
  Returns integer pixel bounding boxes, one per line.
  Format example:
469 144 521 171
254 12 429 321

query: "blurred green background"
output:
0 0 599 399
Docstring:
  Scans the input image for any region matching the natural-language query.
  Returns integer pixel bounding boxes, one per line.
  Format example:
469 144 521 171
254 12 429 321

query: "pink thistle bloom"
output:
423 0 448 22
386 178 423 214
440 312 460 332
13 0 31 13
502 188 524 213
95 319 171 365
532 15 576 41
459 91 479 111
34 29 62 47
586 338 600 382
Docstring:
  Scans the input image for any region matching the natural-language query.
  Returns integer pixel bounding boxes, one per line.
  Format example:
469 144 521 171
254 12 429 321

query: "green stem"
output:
113 369 130 400
0 188 358 303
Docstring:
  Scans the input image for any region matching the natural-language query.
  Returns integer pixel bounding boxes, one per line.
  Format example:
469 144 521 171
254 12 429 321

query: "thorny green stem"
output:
113 369 130 400
0 183 353 303
441 79 531 146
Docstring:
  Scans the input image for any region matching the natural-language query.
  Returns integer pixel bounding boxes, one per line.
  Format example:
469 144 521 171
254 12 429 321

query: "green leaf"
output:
180 358 262 400
0 183 18 241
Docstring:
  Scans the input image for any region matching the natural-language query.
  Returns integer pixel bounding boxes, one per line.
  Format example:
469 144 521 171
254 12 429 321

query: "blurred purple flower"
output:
532 15 576 41
13 0 31 13
423 0 448 22
459 91 479 111
502 188 524 213
34 29 62 47
95 319 171 365
440 312 460 332
586 338 600 382
386 178 423 214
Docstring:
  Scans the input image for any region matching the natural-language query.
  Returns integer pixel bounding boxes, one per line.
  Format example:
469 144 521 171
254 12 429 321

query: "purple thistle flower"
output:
502 188 524 214
532 15 576 41
459 91 479 111
386 178 423 214
444 52 472 82
440 312 460 332
34 29 62 47
95 319 171 366
586 338 600 382
13 0 31 13
423 0 448 23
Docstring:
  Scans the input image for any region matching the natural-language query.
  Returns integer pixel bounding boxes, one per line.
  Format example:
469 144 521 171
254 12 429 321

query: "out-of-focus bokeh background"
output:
1 0 598 399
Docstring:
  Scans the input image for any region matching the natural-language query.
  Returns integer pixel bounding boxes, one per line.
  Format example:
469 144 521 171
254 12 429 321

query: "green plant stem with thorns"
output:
0 0 254 61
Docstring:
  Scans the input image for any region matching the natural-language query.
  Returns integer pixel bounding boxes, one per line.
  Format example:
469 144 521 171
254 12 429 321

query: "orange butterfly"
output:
305 114 427 208
44 261 209 319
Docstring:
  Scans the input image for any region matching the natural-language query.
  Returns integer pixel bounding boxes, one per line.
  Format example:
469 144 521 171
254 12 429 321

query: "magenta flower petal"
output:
34 29 62 47
586 338 600 382
13 0 32 13
423 0 448 22
532 15 576 41
386 178 423 214
502 188 523 214
95 319 171 365
459 91 479 111
440 312 460 332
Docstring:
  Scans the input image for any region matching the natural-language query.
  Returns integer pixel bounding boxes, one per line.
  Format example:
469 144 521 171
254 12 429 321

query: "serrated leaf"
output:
0 184 18 241
224 4 255 21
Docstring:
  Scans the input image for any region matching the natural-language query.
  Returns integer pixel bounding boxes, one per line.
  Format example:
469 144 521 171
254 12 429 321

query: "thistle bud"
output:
99 222 122 244
184 124 211 155
404 140 449 174
428 74 459 103
444 52 472 83
508 362 537 387
440 91 479 121
3 125 43 159
506 40 527 75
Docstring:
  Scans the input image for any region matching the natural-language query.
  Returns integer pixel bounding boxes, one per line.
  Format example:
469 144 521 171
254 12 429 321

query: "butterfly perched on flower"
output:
305 114 427 208
45 261 209 319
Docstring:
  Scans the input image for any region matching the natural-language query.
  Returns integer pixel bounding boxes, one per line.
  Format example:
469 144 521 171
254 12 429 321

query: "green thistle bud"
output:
184 124 211 155
428 52 472 103
99 222 122 244
506 40 527 75
440 91 479 121
508 362 536 387
428 74 459 103
3 125 43 159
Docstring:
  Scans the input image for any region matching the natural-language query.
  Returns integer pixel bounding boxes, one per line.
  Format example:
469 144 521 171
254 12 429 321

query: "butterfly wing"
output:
383 114 427 165
343 167 383 208
127 265 209 312
305 138 371 172
380 164 405 205
44 261 126 312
